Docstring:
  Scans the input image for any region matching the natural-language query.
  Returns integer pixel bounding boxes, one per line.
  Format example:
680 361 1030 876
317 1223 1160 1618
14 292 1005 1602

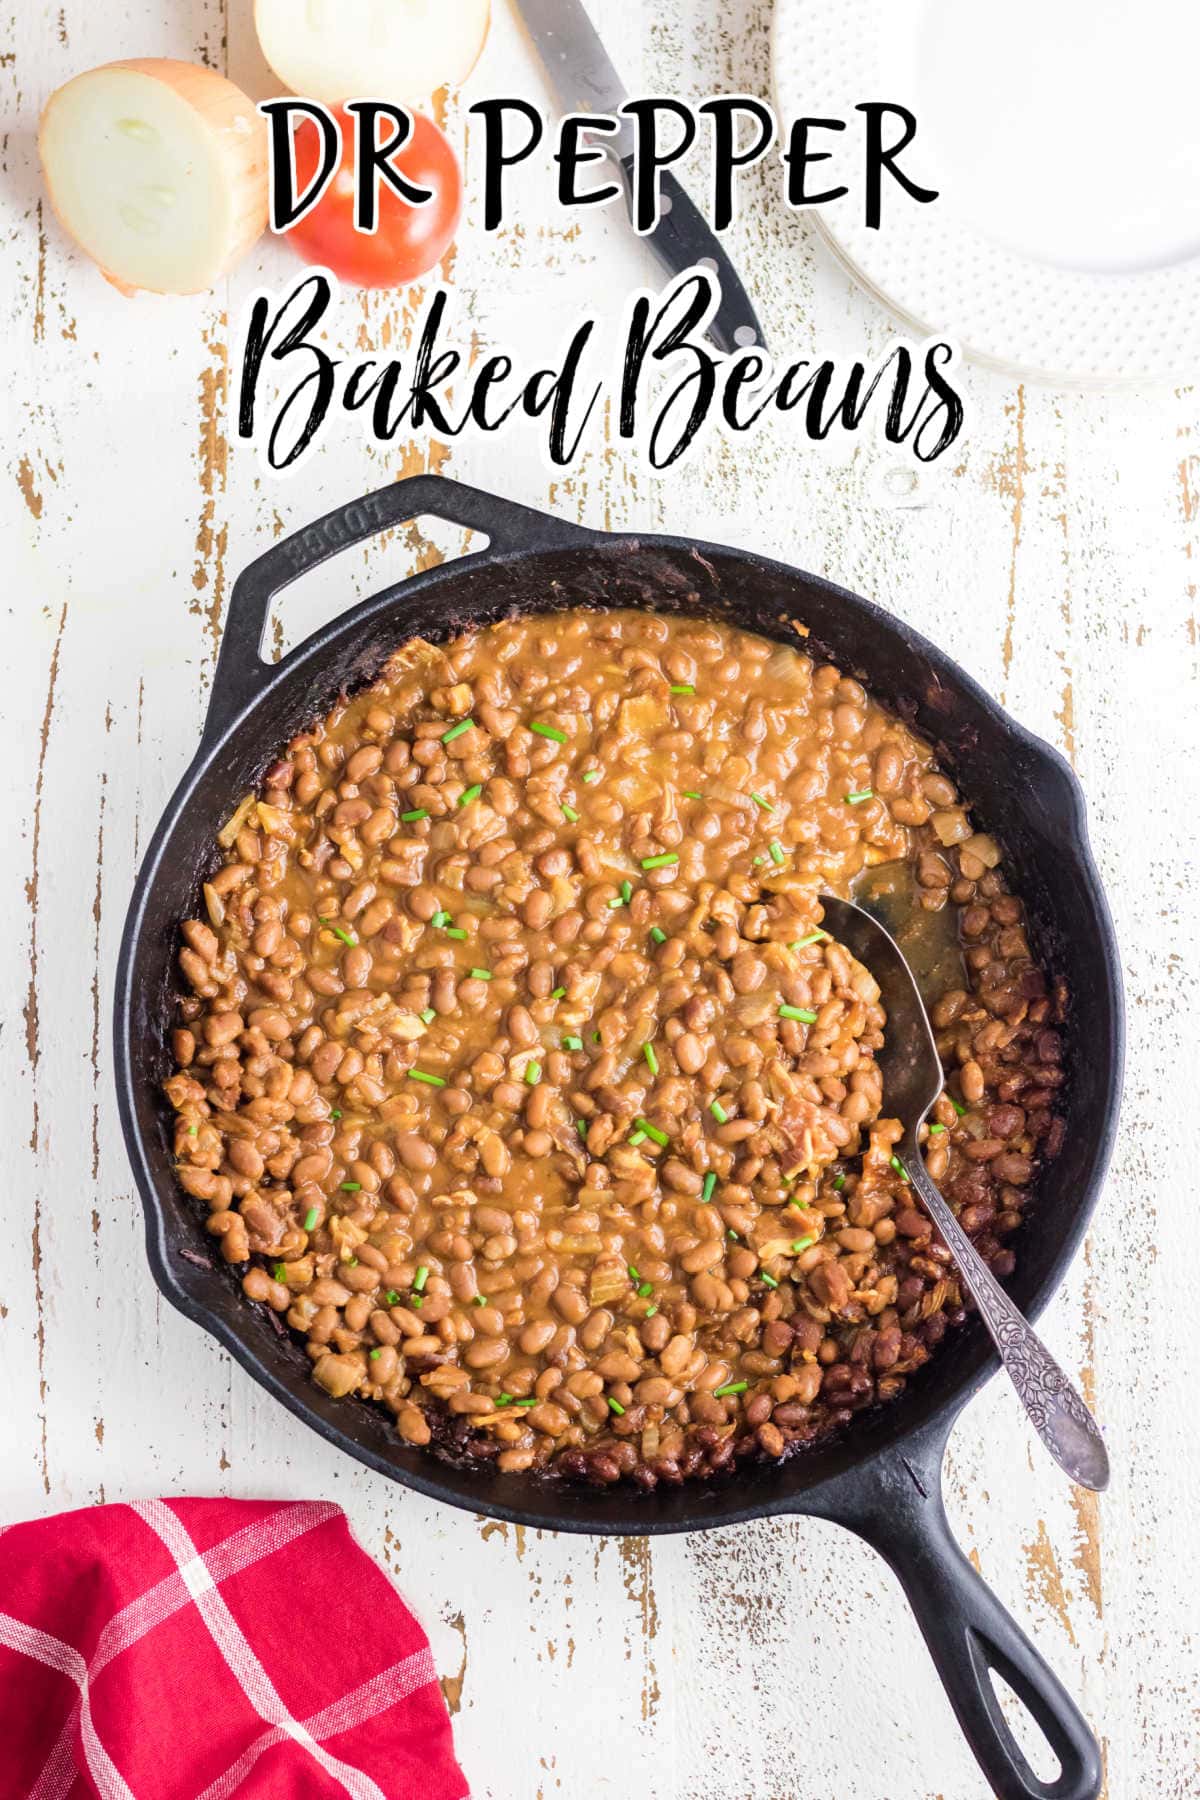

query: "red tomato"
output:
284 105 461 289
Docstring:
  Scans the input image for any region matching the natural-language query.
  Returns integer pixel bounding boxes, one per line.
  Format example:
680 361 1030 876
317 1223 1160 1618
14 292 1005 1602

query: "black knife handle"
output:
620 160 767 357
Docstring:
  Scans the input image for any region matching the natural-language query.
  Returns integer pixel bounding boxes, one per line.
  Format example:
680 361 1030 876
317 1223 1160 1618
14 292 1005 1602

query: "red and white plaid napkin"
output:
0 1498 468 1799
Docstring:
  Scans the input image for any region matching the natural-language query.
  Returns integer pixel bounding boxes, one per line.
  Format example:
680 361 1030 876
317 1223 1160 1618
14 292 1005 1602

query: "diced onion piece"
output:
254 0 491 105
202 882 225 928
931 807 972 847
589 1264 629 1308
962 832 1002 869
217 793 256 847
39 59 267 296
559 1233 602 1256
255 801 294 838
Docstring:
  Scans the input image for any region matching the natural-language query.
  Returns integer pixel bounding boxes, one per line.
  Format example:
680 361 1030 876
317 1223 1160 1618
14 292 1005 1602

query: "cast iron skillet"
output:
115 475 1122 1800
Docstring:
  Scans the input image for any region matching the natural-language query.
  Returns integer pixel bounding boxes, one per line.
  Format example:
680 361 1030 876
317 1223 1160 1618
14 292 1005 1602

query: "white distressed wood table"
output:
3 4 1198 1796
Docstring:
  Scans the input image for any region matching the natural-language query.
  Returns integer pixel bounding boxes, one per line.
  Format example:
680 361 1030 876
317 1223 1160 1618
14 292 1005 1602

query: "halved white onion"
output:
39 59 268 296
254 0 491 105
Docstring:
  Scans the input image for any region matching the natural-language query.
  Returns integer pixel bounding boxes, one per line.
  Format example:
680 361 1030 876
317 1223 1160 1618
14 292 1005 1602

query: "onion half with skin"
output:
39 59 268 296
254 0 491 105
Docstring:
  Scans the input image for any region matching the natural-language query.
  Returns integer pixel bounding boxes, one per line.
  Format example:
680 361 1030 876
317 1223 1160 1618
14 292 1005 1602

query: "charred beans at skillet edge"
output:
164 611 1067 1487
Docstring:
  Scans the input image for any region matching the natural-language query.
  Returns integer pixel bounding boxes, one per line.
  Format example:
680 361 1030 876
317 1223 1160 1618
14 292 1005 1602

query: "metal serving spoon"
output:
819 894 1109 1492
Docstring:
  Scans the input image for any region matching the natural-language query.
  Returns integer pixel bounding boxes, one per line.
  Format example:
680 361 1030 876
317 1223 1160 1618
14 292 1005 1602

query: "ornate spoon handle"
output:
901 1134 1109 1492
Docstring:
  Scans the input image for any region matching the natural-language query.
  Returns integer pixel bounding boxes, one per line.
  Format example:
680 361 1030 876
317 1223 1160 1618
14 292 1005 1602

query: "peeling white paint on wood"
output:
2 4 1198 1798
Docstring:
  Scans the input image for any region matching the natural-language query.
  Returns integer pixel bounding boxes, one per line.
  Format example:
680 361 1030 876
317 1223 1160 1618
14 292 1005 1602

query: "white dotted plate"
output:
771 0 1200 385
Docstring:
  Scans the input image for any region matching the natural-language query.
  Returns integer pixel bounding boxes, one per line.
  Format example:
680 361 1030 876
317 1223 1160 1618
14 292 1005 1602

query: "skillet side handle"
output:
825 1439 1101 1800
202 475 600 746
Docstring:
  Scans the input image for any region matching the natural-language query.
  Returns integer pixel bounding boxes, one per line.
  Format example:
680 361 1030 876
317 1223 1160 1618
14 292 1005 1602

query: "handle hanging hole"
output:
262 510 488 662
990 1668 1063 1787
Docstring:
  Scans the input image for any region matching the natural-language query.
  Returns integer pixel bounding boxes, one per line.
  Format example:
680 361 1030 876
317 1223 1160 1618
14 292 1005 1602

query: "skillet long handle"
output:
202 475 598 747
871 1482 1101 1800
809 1426 1102 1800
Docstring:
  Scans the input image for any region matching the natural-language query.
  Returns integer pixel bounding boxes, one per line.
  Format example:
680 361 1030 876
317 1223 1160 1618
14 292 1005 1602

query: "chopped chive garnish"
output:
634 1118 669 1146
530 721 566 742
561 803 579 823
369 1347 381 1360
303 1207 319 1231
928 1122 946 1135
401 808 428 822
670 683 695 695
750 791 772 811
752 856 765 867
525 1061 541 1085
760 1271 780 1288
497 1392 513 1407
714 1381 748 1398
420 1008 436 1025
550 986 567 999
952 1097 967 1115
779 1004 818 1023
682 789 703 800
320 917 357 947
563 1034 583 1051
607 1397 625 1415
593 1030 601 1042
833 1173 846 1190
649 926 667 945
791 930 830 949
577 1118 588 1138
629 1129 647 1147
727 1228 738 1241
473 1294 486 1306
458 784 482 807
710 1099 729 1124
340 1181 361 1192
408 1070 446 1087
444 927 467 940
641 853 678 870
890 1155 910 1182
330 1109 343 1120
273 1262 287 1282
845 788 874 805
791 1236 815 1253
637 1282 653 1298
608 896 625 909
627 1265 639 1281
644 1304 658 1317
514 1397 537 1407
413 1266 429 1292
701 1171 717 1203
582 769 600 784
187 1125 198 1137
441 718 474 743
410 1295 423 1307
768 840 785 865
386 1289 401 1305
620 880 633 904
643 1042 659 1075
431 909 450 928
469 967 492 982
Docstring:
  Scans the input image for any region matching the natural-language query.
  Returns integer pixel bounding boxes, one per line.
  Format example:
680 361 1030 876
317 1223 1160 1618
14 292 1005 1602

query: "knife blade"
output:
513 0 629 122
513 0 766 355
